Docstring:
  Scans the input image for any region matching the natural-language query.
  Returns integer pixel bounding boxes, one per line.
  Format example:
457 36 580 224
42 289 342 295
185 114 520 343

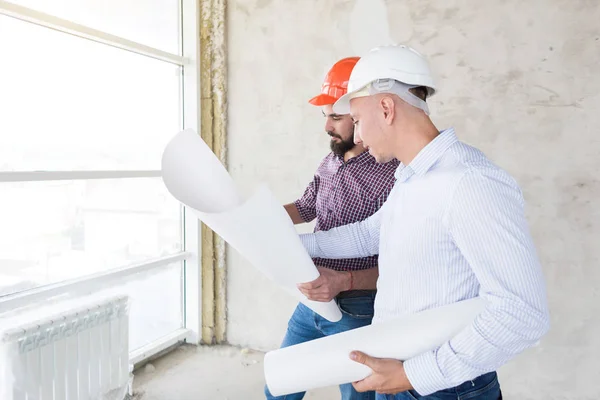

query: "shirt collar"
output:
394 128 458 182
334 149 373 165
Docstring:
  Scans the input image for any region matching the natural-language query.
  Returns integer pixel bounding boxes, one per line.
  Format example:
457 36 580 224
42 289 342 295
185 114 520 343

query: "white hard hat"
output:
333 44 436 115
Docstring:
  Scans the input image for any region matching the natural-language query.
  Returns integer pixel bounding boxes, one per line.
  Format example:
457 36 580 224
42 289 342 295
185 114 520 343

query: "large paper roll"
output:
161 129 342 322
264 297 485 396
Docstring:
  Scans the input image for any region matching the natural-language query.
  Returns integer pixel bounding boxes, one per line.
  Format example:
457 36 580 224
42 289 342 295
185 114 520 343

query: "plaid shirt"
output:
295 151 399 271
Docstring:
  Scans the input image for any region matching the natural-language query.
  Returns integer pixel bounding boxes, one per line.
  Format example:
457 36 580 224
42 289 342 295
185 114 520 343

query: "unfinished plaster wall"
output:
227 0 600 397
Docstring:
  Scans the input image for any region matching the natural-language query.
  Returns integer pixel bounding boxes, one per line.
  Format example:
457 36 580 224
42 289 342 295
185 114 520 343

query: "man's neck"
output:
393 119 439 165
343 145 367 162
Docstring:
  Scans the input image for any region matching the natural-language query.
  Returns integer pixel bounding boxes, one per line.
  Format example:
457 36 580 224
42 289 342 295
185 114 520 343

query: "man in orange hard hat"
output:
264 57 400 400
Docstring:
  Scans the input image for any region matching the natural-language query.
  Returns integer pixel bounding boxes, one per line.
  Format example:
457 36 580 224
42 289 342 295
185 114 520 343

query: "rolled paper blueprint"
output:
161 129 342 322
264 297 485 396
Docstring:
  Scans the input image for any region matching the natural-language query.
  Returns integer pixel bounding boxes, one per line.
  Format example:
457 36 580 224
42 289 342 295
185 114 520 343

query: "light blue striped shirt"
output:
300 128 550 395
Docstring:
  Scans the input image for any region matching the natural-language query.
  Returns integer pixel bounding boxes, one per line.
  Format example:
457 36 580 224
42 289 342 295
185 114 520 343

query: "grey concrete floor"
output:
133 344 339 400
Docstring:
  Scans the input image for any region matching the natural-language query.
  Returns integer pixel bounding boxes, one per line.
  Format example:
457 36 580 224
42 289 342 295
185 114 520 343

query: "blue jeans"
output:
377 372 501 400
265 293 376 400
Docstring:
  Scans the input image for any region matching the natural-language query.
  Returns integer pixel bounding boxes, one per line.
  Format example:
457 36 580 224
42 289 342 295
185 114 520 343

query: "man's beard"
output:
328 127 355 157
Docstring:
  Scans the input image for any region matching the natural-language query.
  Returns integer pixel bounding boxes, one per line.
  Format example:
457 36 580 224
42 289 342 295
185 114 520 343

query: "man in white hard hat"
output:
299 45 550 399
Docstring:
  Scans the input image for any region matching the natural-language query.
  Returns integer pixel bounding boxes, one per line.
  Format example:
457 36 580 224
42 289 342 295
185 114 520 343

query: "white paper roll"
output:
161 129 342 322
264 297 485 396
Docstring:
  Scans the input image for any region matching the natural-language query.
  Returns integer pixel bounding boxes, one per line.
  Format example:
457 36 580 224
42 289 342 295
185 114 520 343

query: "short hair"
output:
409 86 428 102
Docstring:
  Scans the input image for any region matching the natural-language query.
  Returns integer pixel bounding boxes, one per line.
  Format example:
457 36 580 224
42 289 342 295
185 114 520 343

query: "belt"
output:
336 289 376 299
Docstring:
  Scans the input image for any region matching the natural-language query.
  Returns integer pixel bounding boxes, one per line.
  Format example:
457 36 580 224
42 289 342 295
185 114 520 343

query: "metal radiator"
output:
1 295 130 400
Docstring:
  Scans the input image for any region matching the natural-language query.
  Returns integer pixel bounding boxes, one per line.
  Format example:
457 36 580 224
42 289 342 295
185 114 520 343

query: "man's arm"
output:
289 177 318 224
348 266 379 290
297 266 379 302
284 203 305 225
300 206 383 259
403 169 550 395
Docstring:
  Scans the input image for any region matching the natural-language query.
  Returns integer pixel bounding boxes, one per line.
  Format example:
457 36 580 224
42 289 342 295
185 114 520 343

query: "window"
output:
0 15 181 172
0 179 181 291
8 0 180 53
0 0 200 356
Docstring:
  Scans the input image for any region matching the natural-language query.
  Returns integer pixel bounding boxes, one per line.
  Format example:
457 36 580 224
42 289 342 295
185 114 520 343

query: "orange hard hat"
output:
308 57 360 106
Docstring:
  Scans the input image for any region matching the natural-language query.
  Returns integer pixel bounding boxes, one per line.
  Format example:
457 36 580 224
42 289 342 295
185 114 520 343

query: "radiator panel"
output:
1 296 130 400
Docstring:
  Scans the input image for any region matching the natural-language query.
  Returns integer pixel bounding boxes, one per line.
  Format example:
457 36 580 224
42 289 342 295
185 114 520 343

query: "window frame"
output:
0 0 202 361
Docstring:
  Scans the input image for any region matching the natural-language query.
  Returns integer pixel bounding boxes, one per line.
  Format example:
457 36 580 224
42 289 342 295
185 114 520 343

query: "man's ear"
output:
380 96 396 125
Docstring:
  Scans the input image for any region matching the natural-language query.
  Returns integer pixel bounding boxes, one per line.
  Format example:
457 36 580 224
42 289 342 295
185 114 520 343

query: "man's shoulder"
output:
322 152 336 161
430 141 520 195
444 143 522 199
364 154 400 173
313 152 338 173
381 157 401 168
444 141 502 174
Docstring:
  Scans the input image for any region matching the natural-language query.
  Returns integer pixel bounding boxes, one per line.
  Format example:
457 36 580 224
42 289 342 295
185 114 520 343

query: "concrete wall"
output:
226 0 600 398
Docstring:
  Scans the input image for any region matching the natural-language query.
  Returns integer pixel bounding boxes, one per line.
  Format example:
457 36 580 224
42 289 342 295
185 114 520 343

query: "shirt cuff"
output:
299 233 318 257
403 350 448 396
293 200 313 223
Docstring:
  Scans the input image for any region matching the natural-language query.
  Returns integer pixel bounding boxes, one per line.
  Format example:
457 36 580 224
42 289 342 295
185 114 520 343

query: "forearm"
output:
404 294 549 395
284 203 304 224
347 267 379 290
300 208 382 259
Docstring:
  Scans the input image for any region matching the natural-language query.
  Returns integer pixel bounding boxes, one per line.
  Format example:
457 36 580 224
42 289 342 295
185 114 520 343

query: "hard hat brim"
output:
332 92 352 115
308 93 339 106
